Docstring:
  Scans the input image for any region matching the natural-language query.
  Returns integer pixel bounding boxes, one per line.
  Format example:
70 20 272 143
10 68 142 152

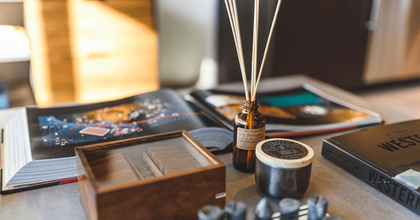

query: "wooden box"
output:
75 130 225 220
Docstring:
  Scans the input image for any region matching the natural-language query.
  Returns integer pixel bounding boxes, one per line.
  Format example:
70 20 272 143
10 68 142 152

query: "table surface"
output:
0 75 416 220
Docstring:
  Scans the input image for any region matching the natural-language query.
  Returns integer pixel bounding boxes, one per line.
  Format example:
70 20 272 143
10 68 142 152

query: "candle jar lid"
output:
256 138 314 169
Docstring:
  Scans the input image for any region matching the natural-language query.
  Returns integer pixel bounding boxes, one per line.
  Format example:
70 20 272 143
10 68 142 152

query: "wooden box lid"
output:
75 130 226 220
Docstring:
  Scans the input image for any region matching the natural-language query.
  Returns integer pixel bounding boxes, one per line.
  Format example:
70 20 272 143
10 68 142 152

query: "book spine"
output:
322 139 420 216
0 173 78 195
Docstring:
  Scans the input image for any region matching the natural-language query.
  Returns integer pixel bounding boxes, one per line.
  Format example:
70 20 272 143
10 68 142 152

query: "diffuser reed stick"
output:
223 0 282 101
224 0 249 100
250 0 260 101
252 0 283 101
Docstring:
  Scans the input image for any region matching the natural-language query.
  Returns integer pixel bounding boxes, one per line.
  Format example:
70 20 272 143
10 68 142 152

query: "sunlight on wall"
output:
69 0 159 103
25 0 53 106
25 0 159 107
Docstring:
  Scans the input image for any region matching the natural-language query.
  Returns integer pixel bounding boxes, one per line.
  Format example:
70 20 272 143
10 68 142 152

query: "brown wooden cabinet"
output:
25 0 159 107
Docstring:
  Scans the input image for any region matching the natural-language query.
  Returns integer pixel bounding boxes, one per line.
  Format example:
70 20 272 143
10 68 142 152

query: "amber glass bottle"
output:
232 100 266 173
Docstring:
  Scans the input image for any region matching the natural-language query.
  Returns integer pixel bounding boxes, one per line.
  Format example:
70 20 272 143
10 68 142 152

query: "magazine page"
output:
190 87 382 133
26 89 224 160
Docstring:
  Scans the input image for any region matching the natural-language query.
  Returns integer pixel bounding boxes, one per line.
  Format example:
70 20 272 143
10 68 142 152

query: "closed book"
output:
322 119 420 216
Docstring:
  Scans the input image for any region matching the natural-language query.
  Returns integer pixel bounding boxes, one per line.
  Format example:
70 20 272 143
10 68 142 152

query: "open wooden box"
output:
75 130 225 220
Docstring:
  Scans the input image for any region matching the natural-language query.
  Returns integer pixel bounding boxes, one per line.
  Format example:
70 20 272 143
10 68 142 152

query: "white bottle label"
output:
236 127 266 150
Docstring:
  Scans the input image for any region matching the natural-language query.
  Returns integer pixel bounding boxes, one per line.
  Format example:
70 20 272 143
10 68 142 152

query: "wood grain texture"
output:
76 151 99 220
76 130 226 220
25 0 159 106
97 166 225 220
89 153 138 188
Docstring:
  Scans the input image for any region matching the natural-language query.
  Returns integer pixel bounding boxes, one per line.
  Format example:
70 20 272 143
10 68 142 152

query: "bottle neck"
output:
242 100 259 112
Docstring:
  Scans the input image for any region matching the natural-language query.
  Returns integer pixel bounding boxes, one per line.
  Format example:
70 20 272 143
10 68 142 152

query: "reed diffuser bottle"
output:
232 100 266 173
223 0 282 172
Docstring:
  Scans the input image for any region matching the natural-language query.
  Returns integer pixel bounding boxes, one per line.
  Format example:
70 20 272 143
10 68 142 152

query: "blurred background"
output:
1 0 419 117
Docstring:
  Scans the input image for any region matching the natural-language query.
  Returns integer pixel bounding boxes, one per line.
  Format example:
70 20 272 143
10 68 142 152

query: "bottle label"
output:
236 127 266 150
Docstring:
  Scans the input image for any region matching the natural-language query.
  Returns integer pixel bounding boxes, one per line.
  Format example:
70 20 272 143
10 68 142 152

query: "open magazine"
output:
188 83 383 138
1 89 232 193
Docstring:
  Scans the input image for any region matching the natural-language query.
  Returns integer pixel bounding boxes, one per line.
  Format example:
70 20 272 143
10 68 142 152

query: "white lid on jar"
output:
256 138 314 169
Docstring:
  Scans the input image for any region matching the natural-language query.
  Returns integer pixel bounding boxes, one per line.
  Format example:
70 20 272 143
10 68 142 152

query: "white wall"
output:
156 0 219 88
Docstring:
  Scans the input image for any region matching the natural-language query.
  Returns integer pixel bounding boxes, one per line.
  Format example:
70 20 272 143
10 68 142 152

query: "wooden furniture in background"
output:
363 0 420 84
24 0 159 107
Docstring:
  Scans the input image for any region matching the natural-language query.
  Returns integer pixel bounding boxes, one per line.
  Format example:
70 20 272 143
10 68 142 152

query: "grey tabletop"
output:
0 75 416 220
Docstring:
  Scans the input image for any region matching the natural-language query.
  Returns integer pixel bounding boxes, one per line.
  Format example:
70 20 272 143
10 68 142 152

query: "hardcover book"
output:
322 119 420 216
1 89 231 193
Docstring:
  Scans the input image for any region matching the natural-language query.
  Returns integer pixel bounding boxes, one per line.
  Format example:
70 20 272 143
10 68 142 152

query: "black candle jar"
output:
255 138 314 199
